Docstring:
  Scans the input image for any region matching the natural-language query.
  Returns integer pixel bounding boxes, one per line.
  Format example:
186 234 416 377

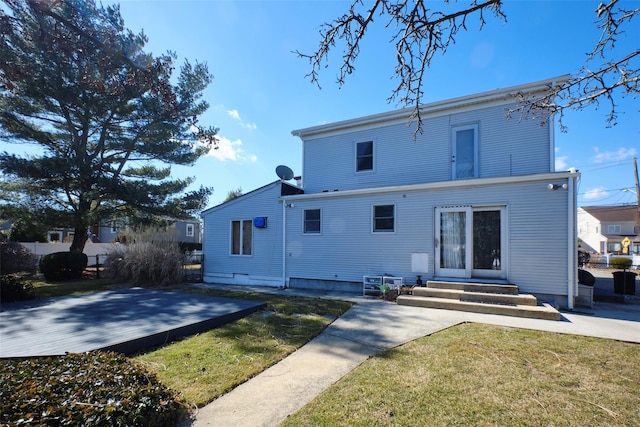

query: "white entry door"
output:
435 206 506 280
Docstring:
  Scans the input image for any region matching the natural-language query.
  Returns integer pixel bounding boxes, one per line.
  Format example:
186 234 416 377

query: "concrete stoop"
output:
396 281 562 321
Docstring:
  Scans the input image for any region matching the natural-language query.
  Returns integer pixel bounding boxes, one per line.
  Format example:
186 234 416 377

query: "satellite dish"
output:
275 165 294 181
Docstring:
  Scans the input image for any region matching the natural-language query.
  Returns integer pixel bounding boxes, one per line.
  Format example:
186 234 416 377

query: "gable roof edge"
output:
291 75 571 139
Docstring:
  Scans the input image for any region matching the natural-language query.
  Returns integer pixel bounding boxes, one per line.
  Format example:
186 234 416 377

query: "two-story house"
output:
578 205 639 260
92 217 202 246
202 76 580 308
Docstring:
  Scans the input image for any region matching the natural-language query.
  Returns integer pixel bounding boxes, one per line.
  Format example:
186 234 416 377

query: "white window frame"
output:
111 221 118 234
372 204 396 233
608 224 621 234
303 208 322 234
186 223 195 237
451 123 479 180
355 140 375 173
230 219 253 256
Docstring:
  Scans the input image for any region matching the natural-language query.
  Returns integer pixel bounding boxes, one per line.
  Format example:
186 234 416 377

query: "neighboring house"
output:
7 217 202 244
46 228 75 243
202 76 581 308
93 217 202 245
578 205 639 257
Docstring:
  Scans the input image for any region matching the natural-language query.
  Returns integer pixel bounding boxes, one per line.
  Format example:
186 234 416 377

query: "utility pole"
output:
634 157 640 207
634 157 640 251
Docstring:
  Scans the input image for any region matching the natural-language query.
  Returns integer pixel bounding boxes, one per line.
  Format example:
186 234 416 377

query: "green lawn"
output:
20 279 640 425
133 287 353 407
281 323 640 427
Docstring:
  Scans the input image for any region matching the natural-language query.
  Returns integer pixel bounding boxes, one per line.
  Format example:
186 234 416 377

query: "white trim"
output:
471 205 508 280
203 273 283 288
303 208 322 235
608 224 622 234
371 203 396 234
435 206 471 278
355 139 375 174
291 75 571 139
230 219 253 256
282 200 287 288
281 171 581 202
567 175 577 309
451 123 479 180
202 181 286 214
435 205 508 280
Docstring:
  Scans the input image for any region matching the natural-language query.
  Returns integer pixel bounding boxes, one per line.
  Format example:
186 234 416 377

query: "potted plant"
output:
610 257 636 295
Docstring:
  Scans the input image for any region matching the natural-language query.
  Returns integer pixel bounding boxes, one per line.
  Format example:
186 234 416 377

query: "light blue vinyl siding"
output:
302 104 551 194
202 182 284 282
285 177 570 297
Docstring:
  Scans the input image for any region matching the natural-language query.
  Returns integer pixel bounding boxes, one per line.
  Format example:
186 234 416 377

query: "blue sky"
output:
5 0 640 208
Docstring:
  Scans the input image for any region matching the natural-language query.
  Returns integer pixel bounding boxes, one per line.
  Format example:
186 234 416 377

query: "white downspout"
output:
567 174 576 309
282 199 287 288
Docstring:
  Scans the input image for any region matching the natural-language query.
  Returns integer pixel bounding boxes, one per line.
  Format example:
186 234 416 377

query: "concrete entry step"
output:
396 295 562 321
426 281 519 295
412 287 538 306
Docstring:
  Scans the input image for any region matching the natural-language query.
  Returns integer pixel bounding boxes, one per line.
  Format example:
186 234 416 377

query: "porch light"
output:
547 183 568 190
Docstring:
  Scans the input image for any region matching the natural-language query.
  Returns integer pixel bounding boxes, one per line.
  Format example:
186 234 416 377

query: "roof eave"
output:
291 75 571 139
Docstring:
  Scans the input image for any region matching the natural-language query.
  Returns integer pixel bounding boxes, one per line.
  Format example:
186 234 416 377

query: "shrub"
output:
9 218 48 242
610 257 632 270
0 273 36 302
0 241 38 275
0 351 188 426
39 251 88 281
105 241 184 286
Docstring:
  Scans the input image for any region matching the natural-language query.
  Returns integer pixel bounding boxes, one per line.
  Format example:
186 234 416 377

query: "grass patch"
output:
134 287 353 407
31 277 126 299
282 323 640 427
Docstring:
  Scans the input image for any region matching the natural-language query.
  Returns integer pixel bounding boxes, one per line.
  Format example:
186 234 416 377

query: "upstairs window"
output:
373 204 395 233
304 209 321 234
231 219 252 255
452 124 478 179
608 224 621 234
356 141 374 172
186 223 195 237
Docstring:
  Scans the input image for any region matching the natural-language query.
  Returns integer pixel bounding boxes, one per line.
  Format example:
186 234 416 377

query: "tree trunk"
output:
70 227 89 252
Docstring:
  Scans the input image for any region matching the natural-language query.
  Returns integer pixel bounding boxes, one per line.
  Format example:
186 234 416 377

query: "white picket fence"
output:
19 241 119 265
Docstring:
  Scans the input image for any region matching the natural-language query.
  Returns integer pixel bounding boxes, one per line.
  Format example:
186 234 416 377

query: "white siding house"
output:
202 76 581 308
578 205 640 261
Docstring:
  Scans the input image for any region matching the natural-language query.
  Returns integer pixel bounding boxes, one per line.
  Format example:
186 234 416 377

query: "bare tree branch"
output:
295 0 506 135
297 0 638 135
509 1 639 131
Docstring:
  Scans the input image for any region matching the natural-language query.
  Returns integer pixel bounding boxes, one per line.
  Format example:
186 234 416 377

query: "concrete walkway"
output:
187 285 640 427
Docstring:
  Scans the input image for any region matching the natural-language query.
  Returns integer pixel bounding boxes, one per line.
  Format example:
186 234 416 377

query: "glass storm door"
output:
436 206 506 279
472 208 505 279
436 207 471 278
